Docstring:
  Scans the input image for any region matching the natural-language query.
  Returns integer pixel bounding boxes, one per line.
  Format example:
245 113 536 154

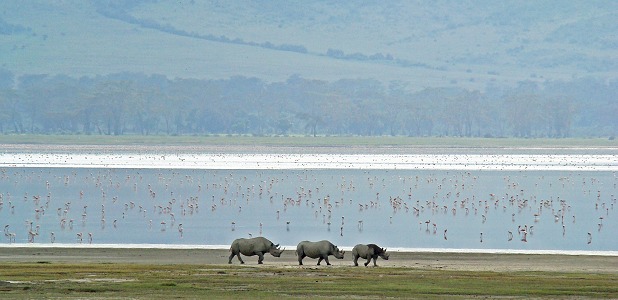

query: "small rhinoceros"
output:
228 237 284 264
352 244 389 267
296 240 345 265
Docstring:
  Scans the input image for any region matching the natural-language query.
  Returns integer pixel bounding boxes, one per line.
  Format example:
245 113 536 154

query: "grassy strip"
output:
0 134 616 148
1 263 616 299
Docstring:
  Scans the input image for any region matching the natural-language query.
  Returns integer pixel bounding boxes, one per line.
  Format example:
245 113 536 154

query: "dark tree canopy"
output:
0 72 615 138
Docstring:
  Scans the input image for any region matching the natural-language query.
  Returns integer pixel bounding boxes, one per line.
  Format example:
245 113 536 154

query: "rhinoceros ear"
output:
275 243 280 249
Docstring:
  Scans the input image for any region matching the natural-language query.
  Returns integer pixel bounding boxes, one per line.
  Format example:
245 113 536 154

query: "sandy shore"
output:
0 247 616 274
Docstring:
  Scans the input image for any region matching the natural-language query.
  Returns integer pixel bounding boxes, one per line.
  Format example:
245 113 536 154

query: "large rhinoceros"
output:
296 240 345 265
352 243 389 267
228 237 284 264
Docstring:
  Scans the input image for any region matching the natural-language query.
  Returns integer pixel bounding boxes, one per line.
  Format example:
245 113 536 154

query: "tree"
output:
91 80 134 135
0 88 20 133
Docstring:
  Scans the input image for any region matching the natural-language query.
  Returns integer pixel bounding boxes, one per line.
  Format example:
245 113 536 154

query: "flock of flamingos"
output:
0 152 616 253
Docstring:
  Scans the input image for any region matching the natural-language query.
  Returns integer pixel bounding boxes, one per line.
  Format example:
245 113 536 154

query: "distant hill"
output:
1 0 616 91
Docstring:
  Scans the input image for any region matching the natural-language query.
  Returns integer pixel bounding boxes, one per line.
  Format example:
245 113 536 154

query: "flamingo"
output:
28 231 38 243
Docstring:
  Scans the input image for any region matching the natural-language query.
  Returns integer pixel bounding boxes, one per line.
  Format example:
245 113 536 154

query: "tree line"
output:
0 71 616 138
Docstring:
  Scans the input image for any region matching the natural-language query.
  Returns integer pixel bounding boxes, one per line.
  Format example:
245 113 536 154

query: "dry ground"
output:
0 247 616 273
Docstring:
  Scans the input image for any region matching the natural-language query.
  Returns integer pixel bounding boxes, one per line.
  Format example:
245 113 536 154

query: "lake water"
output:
1 150 617 255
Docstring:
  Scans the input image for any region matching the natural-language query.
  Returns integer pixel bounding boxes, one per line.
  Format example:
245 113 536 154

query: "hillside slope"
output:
1 0 616 91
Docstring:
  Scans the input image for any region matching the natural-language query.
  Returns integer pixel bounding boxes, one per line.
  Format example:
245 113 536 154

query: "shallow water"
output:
2 152 617 171
0 152 616 254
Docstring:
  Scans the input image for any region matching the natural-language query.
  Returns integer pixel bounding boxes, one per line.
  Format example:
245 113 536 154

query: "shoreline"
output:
1 247 617 274
1 243 617 257
2 152 617 171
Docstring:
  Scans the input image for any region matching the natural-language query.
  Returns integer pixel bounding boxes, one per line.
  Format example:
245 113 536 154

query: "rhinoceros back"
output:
234 237 273 255
297 240 334 258
352 244 370 258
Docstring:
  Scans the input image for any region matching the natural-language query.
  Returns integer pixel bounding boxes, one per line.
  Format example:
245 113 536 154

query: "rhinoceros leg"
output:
298 254 305 265
372 256 378 267
317 257 323 265
228 252 242 264
321 256 331 266
232 252 245 264
257 252 264 264
353 254 359 266
364 256 372 267
228 252 235 264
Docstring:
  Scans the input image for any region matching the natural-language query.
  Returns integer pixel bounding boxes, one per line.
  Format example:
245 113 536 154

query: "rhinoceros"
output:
228 237 284 264
352 243 389 267
296 240 345 265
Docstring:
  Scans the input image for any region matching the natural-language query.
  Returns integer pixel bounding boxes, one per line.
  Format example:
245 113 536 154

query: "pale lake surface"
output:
1 149 617 254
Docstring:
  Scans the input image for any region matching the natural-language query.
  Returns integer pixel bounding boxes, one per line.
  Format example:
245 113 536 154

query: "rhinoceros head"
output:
379 248 390 260
333 246 345 259
269 243 284 257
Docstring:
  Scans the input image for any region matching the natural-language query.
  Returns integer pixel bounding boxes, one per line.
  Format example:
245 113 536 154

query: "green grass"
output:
1 134 616 148
0 263 617 299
